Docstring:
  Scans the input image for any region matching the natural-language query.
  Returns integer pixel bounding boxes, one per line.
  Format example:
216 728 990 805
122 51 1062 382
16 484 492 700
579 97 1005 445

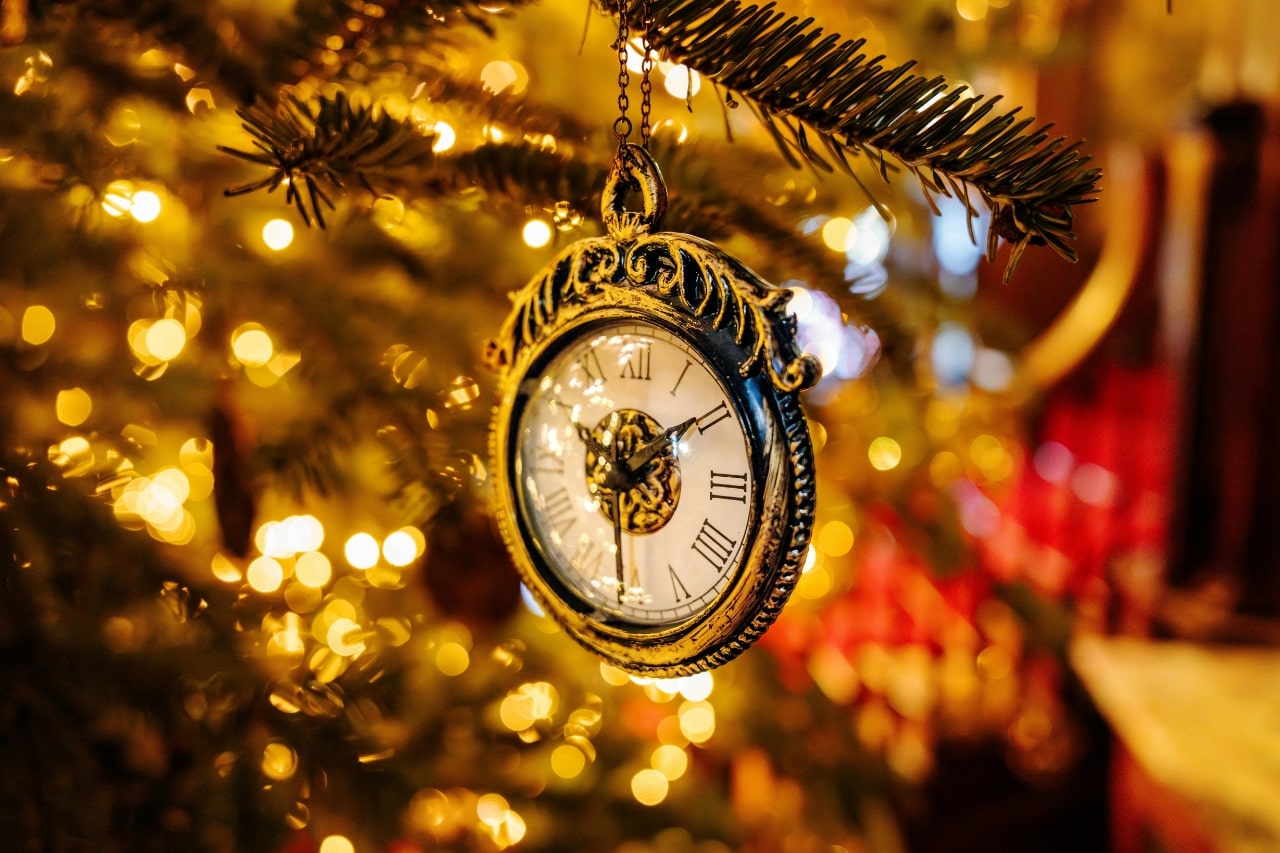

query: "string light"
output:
261 218 294 250
344 532 380 569
130 190 162 222
521 219 552 248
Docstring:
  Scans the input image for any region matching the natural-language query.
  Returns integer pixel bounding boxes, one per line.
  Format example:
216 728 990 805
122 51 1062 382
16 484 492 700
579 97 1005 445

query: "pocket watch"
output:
486 145 820 676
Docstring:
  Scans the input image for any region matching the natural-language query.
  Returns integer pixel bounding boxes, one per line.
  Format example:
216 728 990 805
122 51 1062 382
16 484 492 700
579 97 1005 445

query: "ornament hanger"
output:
611 0 655 161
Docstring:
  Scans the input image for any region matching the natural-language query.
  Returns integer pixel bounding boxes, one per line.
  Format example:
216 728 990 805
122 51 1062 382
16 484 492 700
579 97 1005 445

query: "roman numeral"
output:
691 518 736 570
534 448 564 475
619 342 651 380
669 359 692 396
696 401 731 434
668 564 691 601
577 348 606 384
709 471 748 503
570 538 603 579
542 487 576 530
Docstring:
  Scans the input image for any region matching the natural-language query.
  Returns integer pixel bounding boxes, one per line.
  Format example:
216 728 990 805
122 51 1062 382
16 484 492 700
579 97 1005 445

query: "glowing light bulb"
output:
130 190 162 223
231 323 274 367
262 218 294 251
868 436 903 471
344 533 380 569
662 65 701 98
381 529 419 566
431 122 456 152
145 318 187 360
522 219 552 248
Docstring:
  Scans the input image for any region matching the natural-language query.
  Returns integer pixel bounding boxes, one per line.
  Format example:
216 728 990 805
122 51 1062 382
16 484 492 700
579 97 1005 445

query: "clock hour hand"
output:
623 417 697 475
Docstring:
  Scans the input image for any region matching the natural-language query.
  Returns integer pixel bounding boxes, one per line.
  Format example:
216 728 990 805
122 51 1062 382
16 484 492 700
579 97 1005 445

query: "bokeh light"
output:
130 189 162 222
868 436 903 471
55 387 92 426
551 743 587 778
522 219 552 248
231 323 274 367
630 768 669 805
318 836 354 853
262 218 294 250
344 533 380 569
21 305 55 345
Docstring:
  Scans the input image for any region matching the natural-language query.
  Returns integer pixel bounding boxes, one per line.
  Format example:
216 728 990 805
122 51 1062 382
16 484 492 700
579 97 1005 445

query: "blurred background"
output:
1 0 1277 851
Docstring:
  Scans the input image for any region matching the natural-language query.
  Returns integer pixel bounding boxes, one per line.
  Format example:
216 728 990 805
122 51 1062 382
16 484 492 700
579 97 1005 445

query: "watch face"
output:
512 318 754 628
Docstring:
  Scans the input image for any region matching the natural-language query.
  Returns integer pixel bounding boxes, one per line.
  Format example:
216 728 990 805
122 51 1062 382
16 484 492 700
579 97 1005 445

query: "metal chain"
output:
638 0 654 147
612 0 633 153
612 0 655 157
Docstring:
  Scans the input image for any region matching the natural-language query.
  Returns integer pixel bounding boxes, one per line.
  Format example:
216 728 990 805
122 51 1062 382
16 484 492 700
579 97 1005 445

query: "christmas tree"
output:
0 0 1182 850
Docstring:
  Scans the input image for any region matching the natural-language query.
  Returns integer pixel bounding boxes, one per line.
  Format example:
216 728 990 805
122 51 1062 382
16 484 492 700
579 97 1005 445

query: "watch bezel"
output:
490 270 814 676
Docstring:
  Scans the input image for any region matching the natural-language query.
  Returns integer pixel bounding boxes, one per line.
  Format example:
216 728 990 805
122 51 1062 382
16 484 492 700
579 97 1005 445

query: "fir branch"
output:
219 92 437 227
423 141 604 208
621 0 1101 280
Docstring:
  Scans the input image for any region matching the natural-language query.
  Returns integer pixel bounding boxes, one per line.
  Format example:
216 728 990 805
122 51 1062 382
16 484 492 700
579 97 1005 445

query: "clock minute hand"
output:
623 417 697 475
610 439 626 603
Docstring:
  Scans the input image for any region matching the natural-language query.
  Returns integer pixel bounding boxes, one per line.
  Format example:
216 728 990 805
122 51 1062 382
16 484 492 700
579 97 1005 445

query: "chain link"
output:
638 0 654 147
613 0 654 156
613 0 632 151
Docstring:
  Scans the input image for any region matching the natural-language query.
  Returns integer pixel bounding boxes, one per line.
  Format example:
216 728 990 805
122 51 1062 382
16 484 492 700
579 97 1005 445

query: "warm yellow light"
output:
956 0 989 22
551 744 587 778
327 617 366 656
822 216 854 252
651 744 689 780
599 662 631 686
104 108 141 146
21 305 55 345
344 532 380 569
260 741 298 781
435 641 470 676
630 768 669 805
480 61 518 94
818 520 854 557
145 318 187 360
318 836 355 853
295 551 332 588
231 323 274 367
101 180 135 217
382 529 419 566
868 436 903 471
261 218 294 251
56 387 92 426
211 553 242 583
662 65 701 98
431 121 456 152
280 514 324 553
522 219 552 248
678 700 715 743
130 190 162 223
185 86 215 114
476 793 509 826
656 671 713 701
246 556 285 593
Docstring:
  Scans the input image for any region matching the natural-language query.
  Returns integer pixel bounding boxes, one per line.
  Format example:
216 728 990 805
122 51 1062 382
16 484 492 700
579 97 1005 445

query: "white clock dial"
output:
514 320 754 626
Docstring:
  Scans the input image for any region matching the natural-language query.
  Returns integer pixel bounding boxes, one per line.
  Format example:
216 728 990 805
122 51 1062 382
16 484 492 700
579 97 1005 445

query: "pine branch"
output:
219 92 438 227
621 0 1101 280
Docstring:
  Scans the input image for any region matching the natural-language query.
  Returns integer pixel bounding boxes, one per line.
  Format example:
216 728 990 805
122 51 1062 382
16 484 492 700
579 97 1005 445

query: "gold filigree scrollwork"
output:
487 144 820 394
